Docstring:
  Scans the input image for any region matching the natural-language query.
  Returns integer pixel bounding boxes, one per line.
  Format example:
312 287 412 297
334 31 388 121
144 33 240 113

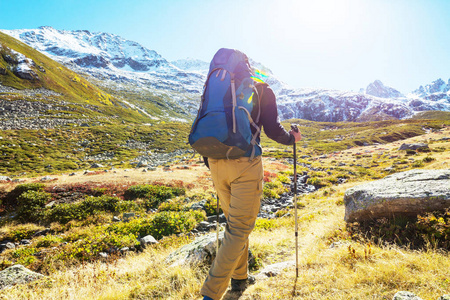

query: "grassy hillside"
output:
263 118 450 158
0 122 191 175
410 110 450 120
0 118 448 176
0 31 152 124
0 31 110 105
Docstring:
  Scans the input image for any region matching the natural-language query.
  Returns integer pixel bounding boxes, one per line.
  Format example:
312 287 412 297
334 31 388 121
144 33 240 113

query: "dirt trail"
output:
222 206 345 300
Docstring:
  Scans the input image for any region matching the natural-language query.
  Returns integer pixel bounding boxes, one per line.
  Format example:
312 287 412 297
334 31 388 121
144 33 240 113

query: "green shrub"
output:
417 147 431 153
11 247 38 267
412 160 424 168
405 149 417 156
203 196 222 216
277 174 290 184
123 184 185 209
157 199 183 212
36 235 63 248
107 210 205 240
1 224 44 242
263 181 287 199
114 200 143 213
254 218 278 231
422 156 435 163
57 230 138 263
147 210 205 239
45 195 120 224
4 183 45 209
346 208 450 250
416 208 450 247
16 190 52 222
307 176 327 187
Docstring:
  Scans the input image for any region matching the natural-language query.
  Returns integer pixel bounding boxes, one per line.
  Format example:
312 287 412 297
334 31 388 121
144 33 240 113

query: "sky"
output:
2 0 450 93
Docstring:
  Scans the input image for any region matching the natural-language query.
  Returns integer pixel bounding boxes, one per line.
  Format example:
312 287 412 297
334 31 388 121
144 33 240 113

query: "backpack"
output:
188 48 262 160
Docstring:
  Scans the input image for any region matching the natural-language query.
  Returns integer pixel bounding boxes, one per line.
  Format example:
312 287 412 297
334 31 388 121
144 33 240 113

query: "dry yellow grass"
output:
1 129 449 299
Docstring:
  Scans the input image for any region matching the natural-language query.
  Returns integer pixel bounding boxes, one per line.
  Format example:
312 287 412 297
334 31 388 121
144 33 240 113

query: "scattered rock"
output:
0 176 11 182
392 291 422 300
91 163 104 168
120 247 130 254
438 296 450 300
33 228 51 237
196 221 212 232
207 214 226 223
398 143 428 151
99 252 108 259
136 160 148 167
0 264 44 290
190 200 207 211
140 235 158 247
344 169 450 222
45 201 56 208
255 260 295 279
123 212 135 221
112 216 121 222
40 175 56 182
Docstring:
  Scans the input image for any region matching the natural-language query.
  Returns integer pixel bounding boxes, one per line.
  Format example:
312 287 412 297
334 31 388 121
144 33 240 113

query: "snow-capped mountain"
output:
1 26 449 122
365 80 403 98
1 27 205 106
171 58 208 74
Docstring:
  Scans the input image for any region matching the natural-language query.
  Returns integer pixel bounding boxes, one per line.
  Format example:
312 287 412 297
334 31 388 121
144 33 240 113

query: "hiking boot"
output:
231 275 256 292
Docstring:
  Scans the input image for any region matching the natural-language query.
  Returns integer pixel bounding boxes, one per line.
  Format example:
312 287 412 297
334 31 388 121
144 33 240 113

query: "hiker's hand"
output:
289 128 302 143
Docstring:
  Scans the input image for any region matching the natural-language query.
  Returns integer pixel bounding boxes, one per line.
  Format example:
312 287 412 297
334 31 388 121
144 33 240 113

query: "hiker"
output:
189 48 301 300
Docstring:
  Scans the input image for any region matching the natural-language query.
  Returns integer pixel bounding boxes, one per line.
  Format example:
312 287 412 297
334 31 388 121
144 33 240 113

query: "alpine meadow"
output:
1 3 450 299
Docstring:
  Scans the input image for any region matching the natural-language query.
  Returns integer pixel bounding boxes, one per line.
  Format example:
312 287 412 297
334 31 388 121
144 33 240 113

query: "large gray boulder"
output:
344 169 450 222
0 264 44 290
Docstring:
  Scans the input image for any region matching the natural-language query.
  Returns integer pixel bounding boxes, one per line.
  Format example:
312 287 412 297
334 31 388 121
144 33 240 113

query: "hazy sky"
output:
2 0 450 93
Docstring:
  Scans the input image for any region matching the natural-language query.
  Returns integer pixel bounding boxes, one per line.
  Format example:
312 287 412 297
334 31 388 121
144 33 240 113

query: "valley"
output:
0 27 449 300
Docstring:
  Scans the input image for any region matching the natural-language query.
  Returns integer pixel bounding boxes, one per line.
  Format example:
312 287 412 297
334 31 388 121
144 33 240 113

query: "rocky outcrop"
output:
166 231 224 267
392 291 450 300
398 143 429 151
366 80 404 98
344 169 450 222
393 291 422 300
0 264 44 290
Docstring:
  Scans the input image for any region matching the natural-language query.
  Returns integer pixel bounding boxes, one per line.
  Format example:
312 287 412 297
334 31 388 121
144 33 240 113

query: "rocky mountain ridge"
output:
1 27 450 122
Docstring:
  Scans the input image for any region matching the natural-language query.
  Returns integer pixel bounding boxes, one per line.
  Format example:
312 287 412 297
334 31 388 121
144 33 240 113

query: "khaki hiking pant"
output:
201 156 263 300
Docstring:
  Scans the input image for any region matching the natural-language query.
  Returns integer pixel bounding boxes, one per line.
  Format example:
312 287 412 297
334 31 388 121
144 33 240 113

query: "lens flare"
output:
251 69 268 83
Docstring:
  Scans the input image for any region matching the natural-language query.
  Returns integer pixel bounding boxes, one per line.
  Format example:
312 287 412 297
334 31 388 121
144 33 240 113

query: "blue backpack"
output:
189 48 261 159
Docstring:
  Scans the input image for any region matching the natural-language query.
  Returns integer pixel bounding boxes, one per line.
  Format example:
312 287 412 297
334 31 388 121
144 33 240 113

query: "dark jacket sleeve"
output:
258 84 295 145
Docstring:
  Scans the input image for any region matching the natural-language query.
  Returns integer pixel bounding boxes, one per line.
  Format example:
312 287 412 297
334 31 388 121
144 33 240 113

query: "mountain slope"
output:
0 31 115 106
0 31 156 126
2 27 450 123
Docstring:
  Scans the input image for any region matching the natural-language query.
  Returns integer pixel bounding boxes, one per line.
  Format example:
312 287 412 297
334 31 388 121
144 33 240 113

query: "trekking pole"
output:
216 194 220 254
291 124 299 278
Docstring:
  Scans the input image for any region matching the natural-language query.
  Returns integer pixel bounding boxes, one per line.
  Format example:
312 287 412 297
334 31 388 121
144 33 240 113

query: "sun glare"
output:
267 0 355 43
